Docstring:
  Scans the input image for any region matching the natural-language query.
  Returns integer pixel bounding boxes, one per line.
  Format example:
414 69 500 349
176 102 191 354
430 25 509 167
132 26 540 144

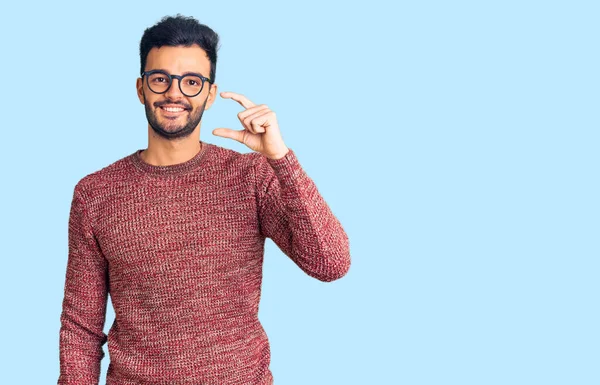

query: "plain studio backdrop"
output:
0 1 598 384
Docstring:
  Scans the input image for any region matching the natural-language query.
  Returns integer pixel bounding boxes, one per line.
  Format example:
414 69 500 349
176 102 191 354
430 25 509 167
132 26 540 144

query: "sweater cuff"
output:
266 148 304 187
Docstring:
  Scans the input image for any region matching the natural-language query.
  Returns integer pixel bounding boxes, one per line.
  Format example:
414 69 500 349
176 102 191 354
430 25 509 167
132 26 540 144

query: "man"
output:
57 14 351 385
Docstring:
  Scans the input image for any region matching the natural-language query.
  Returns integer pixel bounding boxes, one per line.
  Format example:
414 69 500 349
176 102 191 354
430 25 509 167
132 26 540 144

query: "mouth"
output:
159 106 189 116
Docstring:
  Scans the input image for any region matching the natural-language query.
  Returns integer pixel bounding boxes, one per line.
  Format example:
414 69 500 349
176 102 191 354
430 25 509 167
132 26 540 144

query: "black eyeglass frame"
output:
141 69 213 97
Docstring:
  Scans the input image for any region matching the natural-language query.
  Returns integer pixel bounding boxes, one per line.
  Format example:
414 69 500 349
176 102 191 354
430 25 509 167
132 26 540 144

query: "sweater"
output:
57 141 351 385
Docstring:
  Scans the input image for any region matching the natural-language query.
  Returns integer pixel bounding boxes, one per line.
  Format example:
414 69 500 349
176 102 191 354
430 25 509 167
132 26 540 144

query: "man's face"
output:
136 44 217 140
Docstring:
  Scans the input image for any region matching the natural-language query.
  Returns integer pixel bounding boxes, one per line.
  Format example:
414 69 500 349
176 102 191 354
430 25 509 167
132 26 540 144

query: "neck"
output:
140 137 203 167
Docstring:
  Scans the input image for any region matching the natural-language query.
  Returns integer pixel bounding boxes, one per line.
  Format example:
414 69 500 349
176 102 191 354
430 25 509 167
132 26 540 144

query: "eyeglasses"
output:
141 69 212 97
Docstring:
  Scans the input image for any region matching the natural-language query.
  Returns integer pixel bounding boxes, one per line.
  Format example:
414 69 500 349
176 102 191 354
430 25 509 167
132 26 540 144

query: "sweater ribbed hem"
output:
265 148 304 188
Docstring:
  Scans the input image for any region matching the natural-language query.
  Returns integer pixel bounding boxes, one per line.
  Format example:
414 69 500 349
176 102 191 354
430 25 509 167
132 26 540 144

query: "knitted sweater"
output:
57 141 351 385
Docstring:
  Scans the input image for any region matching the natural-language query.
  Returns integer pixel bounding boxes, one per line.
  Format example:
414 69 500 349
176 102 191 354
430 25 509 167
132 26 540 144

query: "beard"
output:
143 90 210 140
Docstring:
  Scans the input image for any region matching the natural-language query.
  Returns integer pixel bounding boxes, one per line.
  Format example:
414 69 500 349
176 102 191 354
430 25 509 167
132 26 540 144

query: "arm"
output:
57 184 109 385
253 148 351 282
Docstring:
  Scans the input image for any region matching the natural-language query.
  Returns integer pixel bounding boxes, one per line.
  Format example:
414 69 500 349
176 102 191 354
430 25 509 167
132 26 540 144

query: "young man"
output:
58 14 351 385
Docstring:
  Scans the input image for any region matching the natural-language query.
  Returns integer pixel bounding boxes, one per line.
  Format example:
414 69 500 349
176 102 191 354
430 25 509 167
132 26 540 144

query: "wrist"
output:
266 147 289 160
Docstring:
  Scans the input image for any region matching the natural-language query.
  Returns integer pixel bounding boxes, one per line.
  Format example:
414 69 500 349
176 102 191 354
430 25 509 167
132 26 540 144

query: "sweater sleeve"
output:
58 185 109 385
253 148 351 282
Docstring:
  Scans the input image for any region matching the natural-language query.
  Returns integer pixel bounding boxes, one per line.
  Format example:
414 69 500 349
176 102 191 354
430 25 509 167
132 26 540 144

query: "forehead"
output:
145 44 210 75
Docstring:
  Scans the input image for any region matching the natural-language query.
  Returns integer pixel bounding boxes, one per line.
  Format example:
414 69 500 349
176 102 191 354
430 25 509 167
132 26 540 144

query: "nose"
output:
165 77 185 99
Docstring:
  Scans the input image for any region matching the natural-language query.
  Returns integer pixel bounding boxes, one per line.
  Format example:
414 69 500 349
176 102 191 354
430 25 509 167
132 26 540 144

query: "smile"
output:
160 106 188 114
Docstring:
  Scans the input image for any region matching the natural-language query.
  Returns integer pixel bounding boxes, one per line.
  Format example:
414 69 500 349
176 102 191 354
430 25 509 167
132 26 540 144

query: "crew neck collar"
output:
130 141 212 176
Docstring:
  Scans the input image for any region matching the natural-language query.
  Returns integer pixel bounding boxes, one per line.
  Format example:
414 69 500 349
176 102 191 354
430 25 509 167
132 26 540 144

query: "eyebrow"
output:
156 68 206 77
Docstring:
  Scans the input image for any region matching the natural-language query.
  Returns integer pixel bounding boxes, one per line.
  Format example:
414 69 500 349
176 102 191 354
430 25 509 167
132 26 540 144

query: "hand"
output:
212 91 289 160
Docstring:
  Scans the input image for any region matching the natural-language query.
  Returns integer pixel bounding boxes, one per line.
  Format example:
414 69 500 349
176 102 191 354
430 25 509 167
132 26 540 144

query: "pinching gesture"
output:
212 91 290 160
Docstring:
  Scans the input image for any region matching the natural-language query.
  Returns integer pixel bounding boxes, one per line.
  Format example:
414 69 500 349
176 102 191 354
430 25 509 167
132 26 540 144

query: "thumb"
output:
212 128 243 141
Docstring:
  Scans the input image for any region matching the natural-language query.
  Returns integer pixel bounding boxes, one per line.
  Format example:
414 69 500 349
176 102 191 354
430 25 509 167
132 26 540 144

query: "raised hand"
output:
212 91 289 160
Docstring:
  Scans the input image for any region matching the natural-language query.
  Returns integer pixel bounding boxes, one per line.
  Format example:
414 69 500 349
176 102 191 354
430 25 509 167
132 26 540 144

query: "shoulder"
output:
72 152 133 200
207 143 265 174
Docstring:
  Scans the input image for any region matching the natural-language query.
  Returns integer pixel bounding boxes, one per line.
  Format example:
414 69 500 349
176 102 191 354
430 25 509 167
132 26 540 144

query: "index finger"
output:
220 91 256 109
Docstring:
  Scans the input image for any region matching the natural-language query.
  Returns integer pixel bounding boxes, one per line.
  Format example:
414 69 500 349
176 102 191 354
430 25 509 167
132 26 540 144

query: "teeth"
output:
163 107 184 112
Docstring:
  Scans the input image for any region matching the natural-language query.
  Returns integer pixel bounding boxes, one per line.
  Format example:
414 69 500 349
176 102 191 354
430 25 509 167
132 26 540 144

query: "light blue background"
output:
0 1 598 384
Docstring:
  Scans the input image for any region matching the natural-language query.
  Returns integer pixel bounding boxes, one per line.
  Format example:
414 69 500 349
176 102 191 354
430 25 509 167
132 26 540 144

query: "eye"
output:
187 79 198 86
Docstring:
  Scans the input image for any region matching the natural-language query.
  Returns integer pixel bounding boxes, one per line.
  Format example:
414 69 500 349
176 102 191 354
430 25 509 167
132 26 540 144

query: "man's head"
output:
136 14 220 140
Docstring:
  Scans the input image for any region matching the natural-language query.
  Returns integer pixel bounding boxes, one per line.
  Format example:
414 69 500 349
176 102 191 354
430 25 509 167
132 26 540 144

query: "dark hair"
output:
139 14 221 84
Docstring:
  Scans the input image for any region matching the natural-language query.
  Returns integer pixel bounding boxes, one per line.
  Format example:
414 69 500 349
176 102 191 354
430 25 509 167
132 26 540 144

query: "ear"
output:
136 77 145 104
205 83 218 110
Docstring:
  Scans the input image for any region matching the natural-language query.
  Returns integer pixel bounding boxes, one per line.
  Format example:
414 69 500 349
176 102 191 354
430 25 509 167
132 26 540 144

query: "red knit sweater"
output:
57 141 351 385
